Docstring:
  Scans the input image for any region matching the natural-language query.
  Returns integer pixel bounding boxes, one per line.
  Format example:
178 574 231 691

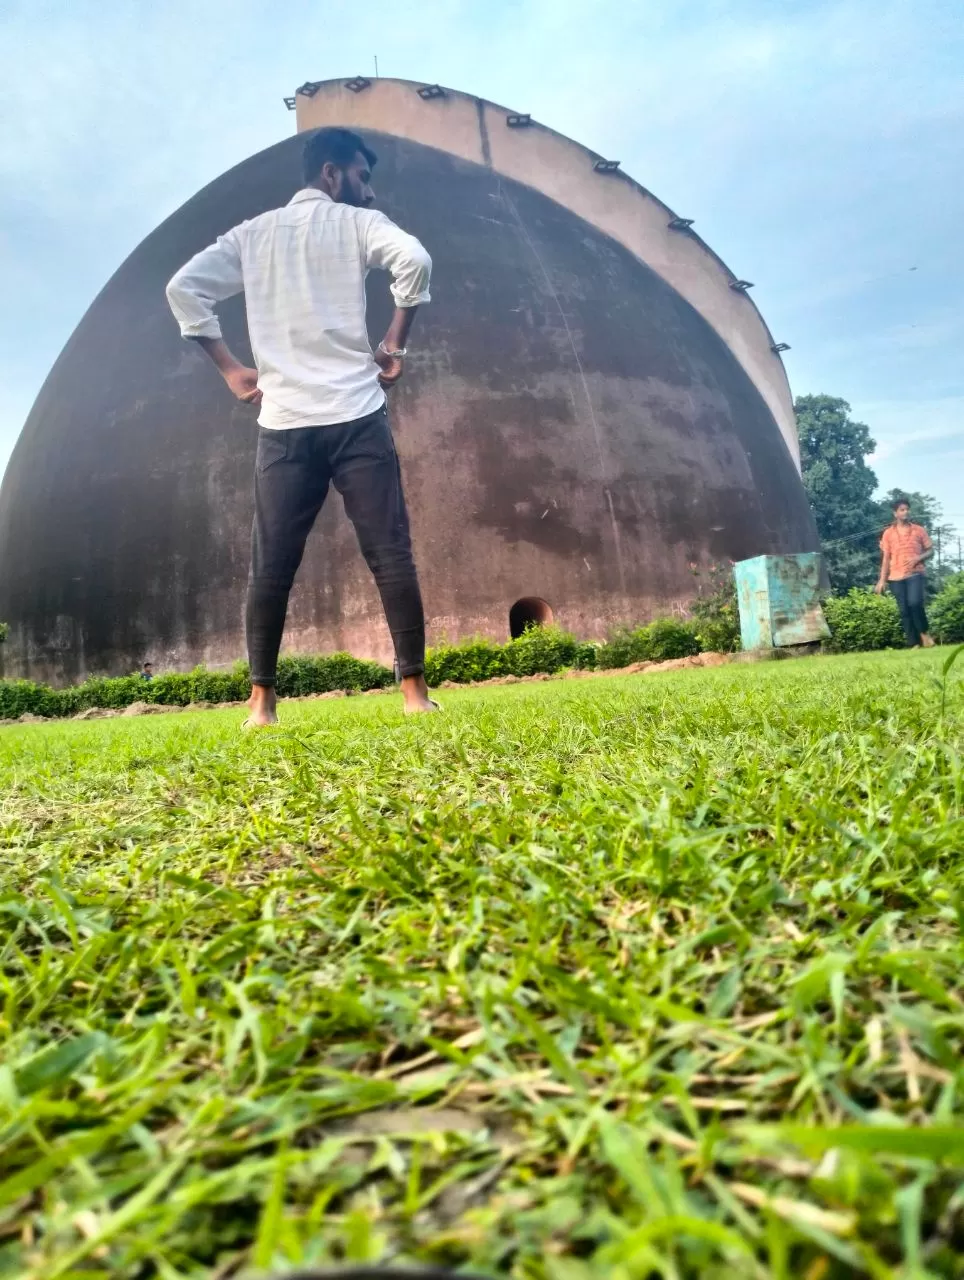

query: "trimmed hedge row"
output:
423 617 706 686
0 654 392 722
1 618 709 721
4 577 960 720
824 576 964 652
822 591 904 653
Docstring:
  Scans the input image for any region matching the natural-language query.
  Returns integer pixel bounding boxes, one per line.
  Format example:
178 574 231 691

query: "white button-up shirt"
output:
166 188 432 429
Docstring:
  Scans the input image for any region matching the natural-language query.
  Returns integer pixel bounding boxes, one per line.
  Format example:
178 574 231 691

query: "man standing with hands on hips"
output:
166 127 437 724
875 495 936 649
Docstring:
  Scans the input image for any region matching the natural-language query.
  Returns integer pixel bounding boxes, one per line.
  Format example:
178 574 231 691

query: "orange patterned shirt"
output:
880 522 933 581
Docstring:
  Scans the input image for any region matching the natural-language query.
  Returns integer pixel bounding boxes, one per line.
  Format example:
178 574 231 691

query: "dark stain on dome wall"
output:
0 131 818 683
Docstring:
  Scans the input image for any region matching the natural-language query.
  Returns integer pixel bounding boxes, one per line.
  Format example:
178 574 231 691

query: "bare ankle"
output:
400 673 438 714
245 683 279 726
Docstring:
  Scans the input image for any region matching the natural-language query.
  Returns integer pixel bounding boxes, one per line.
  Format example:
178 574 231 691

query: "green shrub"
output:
931 574 964 645
0 622 8 644
573 641 599 670
425 637 510 685
426 627 591 684
177 667 250 704
0 679 59 720
0 654 392 721
596 627 650 669
504 625 580 676
274 653 392 697
643 618 702 661
689 562 742 653
597 618 701 668
823 588 904 652
692 615 741 654
73 675 154 711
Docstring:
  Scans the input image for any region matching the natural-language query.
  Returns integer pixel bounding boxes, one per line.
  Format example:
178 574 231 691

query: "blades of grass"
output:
13 1032 107 1096
45 1148 191 1279
940 643 964 720
252 1146 288 1270
740 1123 964 1164
0 1082 177 1205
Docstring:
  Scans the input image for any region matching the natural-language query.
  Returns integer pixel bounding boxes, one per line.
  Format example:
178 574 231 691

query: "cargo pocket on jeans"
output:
256 430 290 473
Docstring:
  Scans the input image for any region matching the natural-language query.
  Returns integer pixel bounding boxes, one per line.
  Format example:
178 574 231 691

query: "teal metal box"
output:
734 554 830 649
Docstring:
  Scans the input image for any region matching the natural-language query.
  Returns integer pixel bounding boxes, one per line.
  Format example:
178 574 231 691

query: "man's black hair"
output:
302 128 377 184
891 495 910 511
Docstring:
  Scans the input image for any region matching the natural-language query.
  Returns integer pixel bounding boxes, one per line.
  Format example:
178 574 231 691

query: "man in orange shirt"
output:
875 496 935 647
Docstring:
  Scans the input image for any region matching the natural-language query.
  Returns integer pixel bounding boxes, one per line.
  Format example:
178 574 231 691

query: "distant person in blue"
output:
139 662 154 681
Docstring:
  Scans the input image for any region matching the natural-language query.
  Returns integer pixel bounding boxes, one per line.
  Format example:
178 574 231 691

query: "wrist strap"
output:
378 341 407 358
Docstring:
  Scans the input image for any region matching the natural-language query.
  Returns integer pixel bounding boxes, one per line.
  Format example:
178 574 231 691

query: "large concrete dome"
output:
0 78 817 684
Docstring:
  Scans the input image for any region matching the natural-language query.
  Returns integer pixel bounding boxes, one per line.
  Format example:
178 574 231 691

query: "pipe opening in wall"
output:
509 597 554 639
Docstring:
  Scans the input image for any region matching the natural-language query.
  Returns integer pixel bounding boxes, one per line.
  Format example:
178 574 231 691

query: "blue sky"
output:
2 0 962 534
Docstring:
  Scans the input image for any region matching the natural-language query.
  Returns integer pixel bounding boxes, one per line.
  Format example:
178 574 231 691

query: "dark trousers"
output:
889 573 929 647
246 407 426 686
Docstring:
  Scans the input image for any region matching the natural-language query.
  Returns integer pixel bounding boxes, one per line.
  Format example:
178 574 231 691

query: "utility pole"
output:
958 536 962 573
936 528 942 583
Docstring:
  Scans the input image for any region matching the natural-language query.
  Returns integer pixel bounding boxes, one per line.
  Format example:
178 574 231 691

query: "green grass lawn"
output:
1 650 963 1279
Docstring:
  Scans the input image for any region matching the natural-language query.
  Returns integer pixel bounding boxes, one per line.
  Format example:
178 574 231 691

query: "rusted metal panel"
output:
735 554 830 650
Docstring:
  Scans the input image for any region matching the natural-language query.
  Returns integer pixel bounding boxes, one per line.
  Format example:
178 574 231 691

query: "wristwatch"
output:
378 341 406 357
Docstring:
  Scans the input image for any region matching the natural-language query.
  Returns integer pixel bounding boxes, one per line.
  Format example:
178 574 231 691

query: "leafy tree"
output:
796 394 882 591
795 397 957 594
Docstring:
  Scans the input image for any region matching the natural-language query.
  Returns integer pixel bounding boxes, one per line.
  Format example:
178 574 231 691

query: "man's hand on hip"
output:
224 366 262 406
191 337 262 406
375 344 404 389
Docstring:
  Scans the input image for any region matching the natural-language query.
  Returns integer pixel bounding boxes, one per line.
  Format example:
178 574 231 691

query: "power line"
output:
819 517 958 553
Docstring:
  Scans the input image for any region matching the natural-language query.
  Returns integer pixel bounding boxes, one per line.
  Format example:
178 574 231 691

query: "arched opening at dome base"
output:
509 597 554 639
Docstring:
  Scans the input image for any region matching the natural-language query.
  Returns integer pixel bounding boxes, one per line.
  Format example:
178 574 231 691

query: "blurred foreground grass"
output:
1 650 963 1278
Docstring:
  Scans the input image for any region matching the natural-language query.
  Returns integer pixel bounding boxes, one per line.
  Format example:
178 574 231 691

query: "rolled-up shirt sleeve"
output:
165 229 244 339
363 211 432 308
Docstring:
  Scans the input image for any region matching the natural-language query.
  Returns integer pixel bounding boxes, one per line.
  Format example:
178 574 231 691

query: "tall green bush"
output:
644 618 702 661
274 654 391 697
425 627 582 683
596 619 701 668
688 562 742 653
931 574 964 644
505 625 580 676
424 638 510 685
596 627 649 669
823 588 904 652
0 680 60 720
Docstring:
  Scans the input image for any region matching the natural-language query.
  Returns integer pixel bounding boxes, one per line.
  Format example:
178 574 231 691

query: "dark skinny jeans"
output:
889 573 929 647
246 408 425 685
